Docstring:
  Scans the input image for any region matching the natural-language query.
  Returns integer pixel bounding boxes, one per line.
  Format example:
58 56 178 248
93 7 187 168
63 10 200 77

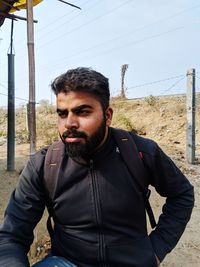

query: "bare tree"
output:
120 64 128 98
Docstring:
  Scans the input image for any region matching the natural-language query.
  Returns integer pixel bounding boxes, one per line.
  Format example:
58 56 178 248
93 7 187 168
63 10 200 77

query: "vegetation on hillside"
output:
0 94 199 157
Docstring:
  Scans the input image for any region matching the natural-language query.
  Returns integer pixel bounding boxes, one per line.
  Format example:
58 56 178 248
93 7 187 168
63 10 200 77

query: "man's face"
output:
56 91 113 158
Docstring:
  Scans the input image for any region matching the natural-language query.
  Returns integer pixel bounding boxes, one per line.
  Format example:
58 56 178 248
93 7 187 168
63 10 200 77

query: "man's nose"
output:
64 113 79 129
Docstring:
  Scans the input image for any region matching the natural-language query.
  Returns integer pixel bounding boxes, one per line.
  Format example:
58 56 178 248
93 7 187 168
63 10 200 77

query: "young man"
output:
0 67 194 267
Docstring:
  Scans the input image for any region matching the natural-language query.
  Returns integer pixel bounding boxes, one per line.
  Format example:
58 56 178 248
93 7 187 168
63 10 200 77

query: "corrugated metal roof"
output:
0 0 19 26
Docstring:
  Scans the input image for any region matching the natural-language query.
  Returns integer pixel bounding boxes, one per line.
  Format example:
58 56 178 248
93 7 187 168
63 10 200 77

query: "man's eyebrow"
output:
56 108 67 113
71 104 93 112
56 105 93 113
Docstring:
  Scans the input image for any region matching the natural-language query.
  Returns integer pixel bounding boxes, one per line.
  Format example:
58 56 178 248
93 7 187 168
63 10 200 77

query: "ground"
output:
0 95 199 266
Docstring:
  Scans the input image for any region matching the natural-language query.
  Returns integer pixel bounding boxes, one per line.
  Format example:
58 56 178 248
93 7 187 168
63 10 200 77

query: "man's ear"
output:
105 107 113 126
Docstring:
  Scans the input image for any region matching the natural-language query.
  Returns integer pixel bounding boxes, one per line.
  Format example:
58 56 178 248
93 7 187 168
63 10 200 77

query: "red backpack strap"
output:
111 127 157 229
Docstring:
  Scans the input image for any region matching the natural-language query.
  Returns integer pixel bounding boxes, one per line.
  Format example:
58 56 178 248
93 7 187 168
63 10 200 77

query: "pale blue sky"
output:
0 0 200 107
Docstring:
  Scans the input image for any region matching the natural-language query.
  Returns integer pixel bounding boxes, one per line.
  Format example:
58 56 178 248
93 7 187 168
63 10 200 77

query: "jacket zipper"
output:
89 159 106 267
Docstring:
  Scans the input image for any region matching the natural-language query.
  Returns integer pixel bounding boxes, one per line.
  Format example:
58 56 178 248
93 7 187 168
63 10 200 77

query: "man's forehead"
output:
57 91 99 103
56 91 101 109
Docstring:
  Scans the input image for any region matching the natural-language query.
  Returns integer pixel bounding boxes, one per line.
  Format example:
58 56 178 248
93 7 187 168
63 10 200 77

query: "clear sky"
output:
0 0 200 107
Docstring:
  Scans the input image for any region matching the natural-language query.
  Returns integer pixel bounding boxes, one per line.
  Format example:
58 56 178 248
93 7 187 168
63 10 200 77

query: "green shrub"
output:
112 113 137 132
144 95 157 106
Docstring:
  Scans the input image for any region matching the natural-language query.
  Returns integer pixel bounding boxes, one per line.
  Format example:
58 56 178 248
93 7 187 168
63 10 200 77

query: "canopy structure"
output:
10 0 42 13
0 0 42 26
0 0 17 26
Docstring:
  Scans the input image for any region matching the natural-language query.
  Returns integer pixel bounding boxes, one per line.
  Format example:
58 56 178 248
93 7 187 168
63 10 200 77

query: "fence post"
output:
186 69 195 164
7 19 15 171
27 0 36 154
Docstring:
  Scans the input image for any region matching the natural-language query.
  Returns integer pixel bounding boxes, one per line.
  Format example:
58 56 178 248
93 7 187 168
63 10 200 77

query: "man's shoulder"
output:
43 140 65 165
32 140 63 157
31 145 48 160
29 141 63 167
130 132 157 150
23 141 64 178
111 127 158 155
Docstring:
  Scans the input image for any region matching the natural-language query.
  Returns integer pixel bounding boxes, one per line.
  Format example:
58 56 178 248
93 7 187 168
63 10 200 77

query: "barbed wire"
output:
128 74 185 90
0 72 199 106
160 77 185 95
0 92 28 102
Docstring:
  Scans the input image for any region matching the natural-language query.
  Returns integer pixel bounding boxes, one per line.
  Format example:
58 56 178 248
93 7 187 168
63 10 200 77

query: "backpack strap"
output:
111 128 157 229
44 140 65 238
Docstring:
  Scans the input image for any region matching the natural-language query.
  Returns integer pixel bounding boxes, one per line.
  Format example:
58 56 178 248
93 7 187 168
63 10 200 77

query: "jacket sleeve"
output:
0 150 47 267
144 142 195 262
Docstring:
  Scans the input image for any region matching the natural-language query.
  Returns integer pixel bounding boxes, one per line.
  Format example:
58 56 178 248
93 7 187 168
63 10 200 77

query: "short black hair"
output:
51 67 110 111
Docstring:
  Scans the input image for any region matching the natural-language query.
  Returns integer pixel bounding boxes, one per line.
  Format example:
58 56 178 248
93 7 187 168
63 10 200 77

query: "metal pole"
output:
26 0 36 154
7 19 15 171
186 68 196 164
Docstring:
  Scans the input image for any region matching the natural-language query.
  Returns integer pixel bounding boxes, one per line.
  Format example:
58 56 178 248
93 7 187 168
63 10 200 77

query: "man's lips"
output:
64 137 84 143
62 130 87 143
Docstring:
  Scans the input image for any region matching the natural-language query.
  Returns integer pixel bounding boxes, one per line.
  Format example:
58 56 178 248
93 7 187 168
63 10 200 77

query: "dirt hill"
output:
0 95 200 266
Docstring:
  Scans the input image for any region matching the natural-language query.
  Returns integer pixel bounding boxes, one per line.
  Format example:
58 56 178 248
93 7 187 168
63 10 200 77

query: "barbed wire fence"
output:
126 68 200 164
1 68 200 164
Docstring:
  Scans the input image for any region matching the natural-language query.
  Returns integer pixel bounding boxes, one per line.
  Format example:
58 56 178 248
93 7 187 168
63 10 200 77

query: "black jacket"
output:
0 128 194 267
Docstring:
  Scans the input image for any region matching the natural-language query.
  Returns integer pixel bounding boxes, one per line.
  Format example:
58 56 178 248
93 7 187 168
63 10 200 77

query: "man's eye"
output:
58 112 67 118
77 110 90 115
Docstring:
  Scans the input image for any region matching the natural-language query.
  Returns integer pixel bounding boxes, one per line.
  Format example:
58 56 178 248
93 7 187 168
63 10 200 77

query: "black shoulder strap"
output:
112 128 157 228
44 140 65 197
44 140 65 238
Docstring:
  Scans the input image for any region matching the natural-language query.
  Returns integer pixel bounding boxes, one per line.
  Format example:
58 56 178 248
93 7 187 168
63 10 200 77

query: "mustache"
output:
62 129 87 139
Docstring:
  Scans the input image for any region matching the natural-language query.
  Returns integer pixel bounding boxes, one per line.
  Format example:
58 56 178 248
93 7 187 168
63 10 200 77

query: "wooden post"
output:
186 69 195 164
26 0 36 154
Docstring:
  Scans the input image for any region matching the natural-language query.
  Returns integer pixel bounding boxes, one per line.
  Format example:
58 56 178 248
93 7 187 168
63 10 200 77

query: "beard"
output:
60 119 107 159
